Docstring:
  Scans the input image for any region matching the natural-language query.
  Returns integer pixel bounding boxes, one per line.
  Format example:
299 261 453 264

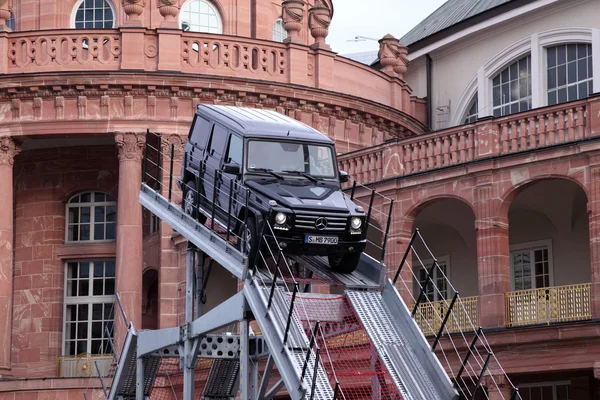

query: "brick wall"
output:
11 144 118 379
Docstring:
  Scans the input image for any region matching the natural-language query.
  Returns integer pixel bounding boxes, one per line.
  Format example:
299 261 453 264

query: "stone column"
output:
474 173 510 328
114 132 145 334
483 374 512 400
587 159 600 319
0 136 20 375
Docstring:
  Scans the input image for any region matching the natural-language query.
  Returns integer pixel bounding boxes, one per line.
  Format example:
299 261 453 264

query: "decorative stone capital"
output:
308 1 331 49
115 132 146 161
282 0 305 43
161 134 186 159
0 136 20 166
157 0 180 28
0 0 11 31
122 0 146 26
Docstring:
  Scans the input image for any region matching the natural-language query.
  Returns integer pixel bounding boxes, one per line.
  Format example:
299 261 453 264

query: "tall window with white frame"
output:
510 241 552 290
463 94 478 123
180 0 222 33
492 55 532 117
63 260 116 356
66 192 116 242
418 257 450 301
72 0 115 28
518 381 571 400
547 43 593 106
272 18 288 42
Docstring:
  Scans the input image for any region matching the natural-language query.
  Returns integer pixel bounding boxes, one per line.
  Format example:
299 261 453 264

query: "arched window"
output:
272 18 287 42
463 94 478 123
547 43 593 106
72 0 115 29
180 0 222 33
492 55 532 117
66 191 116 242
6 12 15 31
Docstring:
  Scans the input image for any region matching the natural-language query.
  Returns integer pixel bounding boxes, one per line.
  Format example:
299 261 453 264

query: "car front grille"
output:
295 213 348 232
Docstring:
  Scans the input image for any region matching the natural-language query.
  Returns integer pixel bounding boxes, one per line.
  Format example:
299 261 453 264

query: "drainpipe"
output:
426 54 433 131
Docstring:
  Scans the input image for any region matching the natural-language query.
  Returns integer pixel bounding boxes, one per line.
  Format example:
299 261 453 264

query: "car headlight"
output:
350 217 362 230
275 212 287 225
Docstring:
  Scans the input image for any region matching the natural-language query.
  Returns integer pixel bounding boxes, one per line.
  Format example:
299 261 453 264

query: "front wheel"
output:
328 252 361 274
239 217 259 267
183 180 207 224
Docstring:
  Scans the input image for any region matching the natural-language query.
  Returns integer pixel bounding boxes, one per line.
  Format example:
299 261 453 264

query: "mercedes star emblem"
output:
315 217 328 230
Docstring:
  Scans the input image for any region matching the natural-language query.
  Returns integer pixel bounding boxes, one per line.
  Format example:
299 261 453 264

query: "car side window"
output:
190 115 212 149
209 124 228 157
226 134 243 165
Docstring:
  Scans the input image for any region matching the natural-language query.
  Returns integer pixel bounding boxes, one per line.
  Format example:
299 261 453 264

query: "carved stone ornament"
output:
378 34 401 76
392 42 409 79
122 0 146 22
308 1 331 48
0 0 11 29
282 0 305 43
0 136 21 166
115 132 146 161
157 0 180 25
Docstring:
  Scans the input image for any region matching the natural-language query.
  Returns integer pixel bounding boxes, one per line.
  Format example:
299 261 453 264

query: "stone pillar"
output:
282 0 305 44
158 134 185 328
308 1 331 50
587 160 600 319
483 375 512 400
0 136 19 375
122 0 145 26
114 132 145 334
474 173 510 328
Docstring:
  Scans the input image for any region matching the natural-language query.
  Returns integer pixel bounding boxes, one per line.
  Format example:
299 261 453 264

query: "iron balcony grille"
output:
294 213 348 232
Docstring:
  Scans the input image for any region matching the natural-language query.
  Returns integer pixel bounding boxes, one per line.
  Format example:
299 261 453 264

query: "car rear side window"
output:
190 115 212 148
209 124 228 157
226 134 243 165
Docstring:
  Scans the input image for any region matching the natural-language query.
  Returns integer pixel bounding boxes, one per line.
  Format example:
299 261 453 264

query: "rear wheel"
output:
328 252 361 274
183 180 207 224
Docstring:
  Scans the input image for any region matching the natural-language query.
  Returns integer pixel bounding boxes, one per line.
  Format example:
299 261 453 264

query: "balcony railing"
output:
57 353 114 378
413 296 479 336
338 97 596 184
505 283 592 327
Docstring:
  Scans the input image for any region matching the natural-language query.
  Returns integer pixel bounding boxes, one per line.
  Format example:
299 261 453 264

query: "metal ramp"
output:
347 282 459 400
95 130 523 400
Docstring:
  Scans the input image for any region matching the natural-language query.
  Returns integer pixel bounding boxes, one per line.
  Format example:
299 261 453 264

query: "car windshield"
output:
246 140 336 178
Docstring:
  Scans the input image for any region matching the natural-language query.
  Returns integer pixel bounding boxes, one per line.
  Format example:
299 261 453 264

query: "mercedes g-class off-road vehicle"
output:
178 105 367 273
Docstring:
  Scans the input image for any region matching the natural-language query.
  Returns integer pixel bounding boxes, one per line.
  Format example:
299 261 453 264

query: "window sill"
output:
56 242 117 259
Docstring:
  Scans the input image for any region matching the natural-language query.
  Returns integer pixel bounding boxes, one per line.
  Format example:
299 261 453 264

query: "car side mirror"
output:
223 163 241 175
339 170 349 183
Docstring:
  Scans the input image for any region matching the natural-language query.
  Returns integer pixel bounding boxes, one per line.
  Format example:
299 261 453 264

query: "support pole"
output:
393 229 418 284
471 352 493 400
456 327 482 385
183 246 196 400
432 292 459 351
412 260 438 317
136 358 145 400
241 318 255 400
510 388 520 400
380 199 394 262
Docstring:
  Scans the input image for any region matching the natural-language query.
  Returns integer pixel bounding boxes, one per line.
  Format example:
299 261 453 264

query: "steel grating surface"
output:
202 359 240 399
292 255 380 289
142 356 161 395
346 290 442 400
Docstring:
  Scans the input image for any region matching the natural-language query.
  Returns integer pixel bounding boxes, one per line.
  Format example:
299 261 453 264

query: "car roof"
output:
196 105 334 144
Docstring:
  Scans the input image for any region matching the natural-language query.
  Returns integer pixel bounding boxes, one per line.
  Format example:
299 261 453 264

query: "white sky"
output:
327 0 449 55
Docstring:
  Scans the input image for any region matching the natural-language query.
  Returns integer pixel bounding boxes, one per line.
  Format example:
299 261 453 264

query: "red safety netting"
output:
150 358 214 400
291 294 404 400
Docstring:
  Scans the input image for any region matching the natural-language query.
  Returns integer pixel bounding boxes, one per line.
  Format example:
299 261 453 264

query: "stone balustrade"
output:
0 28 427 129
339 97 599 183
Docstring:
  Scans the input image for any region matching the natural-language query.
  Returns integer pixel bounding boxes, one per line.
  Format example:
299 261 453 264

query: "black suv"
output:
178 105 366 273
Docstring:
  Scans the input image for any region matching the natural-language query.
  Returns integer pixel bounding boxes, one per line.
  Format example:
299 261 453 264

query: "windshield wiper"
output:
282 170 319 183
249 167 283 180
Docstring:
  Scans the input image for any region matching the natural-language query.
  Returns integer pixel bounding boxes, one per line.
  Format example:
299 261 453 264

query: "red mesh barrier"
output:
291 294 404 400
150 358 214 400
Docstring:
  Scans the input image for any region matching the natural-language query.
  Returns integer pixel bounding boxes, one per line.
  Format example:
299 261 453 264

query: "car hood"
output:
245 178 351 212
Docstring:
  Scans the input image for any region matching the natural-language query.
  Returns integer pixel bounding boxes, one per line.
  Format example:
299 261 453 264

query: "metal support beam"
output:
189 291 248 338
183 246 196 400
264 379 285 400
136 358 144 400
137 327 181 358
240 319 253 400
258 355 275 399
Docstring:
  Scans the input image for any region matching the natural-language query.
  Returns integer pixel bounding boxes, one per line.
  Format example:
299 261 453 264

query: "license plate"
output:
305 235 338 245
